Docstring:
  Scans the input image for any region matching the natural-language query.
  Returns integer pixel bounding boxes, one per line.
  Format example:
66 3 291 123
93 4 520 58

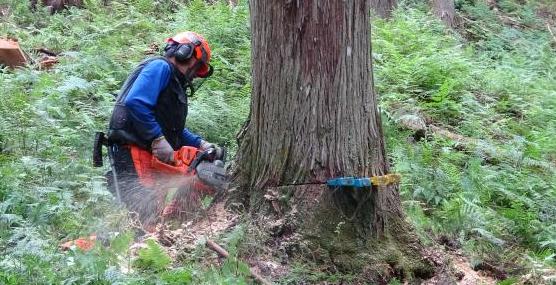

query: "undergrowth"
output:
0 0 250 283
0 0 555 283
376 0 556 281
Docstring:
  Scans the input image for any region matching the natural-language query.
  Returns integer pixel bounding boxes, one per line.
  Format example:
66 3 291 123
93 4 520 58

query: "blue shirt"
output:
123 59 202 148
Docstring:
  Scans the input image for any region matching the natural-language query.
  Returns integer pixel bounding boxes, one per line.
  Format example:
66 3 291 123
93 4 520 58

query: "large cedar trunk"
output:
371 0 397 19
233 0 433 281
431 0 459 28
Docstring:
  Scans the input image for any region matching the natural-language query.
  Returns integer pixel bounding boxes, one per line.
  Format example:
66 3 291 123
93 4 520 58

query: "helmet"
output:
165 31 212 78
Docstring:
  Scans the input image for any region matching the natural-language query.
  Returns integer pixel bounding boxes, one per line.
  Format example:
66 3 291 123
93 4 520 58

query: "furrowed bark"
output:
232 0 433 281
431 0 460 28
371 0 397 19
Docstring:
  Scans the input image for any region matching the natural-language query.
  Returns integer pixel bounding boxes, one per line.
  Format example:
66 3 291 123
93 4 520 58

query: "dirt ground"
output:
134 202 502 284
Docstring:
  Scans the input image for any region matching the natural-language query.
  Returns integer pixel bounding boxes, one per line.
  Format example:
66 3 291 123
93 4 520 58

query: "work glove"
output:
152 136 174 163
200 140 224 160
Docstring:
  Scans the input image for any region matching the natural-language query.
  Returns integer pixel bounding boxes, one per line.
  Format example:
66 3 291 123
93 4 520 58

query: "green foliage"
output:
282 262 356 284
159 268 193 284
134 239 172 272
169 0 251 154
497 277 518 285
1 0 555 282
199 226 251 284
110 231 134 254
373 8 472 123
0 0 251 283
387 278 402 285
379 0 556 275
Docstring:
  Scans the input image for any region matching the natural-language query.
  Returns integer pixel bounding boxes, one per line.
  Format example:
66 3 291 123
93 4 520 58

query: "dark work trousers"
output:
105 144 162 226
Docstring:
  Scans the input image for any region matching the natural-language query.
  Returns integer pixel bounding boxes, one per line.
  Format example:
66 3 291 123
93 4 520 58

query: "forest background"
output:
0 0 555 284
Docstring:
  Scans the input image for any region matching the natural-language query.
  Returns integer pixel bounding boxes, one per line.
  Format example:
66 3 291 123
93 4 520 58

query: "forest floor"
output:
133 202 498 284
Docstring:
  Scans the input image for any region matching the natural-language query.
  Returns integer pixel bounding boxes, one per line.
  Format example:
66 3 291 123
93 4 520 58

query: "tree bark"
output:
233 0 433 281
30 0 83 14
240 0 383 196
371 0 397 19
431 0 459 28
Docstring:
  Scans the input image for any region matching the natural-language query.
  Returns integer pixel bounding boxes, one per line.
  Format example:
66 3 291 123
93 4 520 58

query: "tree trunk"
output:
233 0 433 282
30 0 83 14
371 0 397 19
431 0 459 28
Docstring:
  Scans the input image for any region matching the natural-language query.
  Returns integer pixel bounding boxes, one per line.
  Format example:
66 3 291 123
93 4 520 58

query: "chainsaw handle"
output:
151 146 198 174
151 156 189 174
188 149 211 173
149 146 223 175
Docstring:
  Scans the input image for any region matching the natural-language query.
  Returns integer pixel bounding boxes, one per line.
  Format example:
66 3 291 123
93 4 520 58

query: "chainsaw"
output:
93 132 228 203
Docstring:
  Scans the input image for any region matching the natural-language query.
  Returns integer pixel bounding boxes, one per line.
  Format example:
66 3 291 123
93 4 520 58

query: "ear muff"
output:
164 38 212 78
173 44 194 63
164 42 194 63
167 39 202 63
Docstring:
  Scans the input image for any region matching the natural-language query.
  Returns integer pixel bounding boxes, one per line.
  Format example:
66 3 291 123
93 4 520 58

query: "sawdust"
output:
452 255 497 285
149 202 239 259
423 247 497 285
179 201 238 240
122 202 239 276
125 202 500 284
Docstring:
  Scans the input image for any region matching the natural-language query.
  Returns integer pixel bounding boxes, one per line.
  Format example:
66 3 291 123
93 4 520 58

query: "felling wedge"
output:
326 174 401 189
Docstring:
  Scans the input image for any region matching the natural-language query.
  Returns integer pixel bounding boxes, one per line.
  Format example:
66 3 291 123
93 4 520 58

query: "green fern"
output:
133 239 172 272
159 268 193 285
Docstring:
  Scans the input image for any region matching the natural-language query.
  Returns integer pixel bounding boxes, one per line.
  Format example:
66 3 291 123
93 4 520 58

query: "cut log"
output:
0 39 27 67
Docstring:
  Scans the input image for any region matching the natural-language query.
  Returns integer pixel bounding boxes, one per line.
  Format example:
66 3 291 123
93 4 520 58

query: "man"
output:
105 31 222 225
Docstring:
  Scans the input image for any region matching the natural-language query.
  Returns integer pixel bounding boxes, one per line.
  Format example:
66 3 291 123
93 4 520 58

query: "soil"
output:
144 202 240 259
128 202 503 284
449 255 497 285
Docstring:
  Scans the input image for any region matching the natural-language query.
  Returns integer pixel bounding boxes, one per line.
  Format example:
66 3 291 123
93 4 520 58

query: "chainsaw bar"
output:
195 160 229 191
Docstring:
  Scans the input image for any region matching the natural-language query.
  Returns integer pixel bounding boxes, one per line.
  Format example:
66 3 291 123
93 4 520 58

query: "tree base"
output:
241 184 435 283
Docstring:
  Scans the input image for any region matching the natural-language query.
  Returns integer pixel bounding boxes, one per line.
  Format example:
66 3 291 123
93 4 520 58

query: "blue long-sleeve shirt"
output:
124 59 202 148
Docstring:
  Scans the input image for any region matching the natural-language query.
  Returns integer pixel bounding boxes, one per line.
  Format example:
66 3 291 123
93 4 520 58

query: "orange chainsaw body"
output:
129 145 214 195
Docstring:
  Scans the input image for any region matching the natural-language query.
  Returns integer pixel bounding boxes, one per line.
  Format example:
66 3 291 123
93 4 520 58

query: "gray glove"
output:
151 136 174 163
200 140 224 160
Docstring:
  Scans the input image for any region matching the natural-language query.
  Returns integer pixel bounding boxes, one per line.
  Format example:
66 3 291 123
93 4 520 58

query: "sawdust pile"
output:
138 202 239 259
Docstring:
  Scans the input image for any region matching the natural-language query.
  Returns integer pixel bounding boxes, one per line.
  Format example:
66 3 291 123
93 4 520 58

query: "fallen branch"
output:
34 47 58 56
429 125 477 145
206 239 272 285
